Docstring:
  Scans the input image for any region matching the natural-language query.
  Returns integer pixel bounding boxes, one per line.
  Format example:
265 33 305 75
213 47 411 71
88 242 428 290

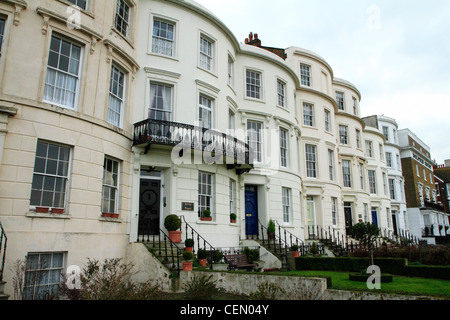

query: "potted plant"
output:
182 250 194 271
291 244 299 258
213 250 223 263
267 219 275 239
201 209 212 221
164 214 182 243
197 249 208 267
184 238 194 252
230 213 237 223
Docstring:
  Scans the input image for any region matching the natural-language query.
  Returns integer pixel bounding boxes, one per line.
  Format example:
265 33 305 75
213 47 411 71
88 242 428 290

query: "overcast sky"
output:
195 0 450 164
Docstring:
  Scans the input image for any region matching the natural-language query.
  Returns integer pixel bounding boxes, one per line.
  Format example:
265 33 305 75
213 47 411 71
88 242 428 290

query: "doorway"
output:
344 202 353 233
306 196 316 234
245 185 259 238
371 207 378 227
138 176 162 238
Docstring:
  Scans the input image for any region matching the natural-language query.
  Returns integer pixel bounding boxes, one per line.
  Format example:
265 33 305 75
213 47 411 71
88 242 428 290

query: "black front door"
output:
138 179 161 237
344 202 353 233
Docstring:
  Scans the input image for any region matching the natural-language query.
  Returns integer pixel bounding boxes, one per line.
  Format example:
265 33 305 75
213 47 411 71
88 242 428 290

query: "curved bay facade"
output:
0 0 428 298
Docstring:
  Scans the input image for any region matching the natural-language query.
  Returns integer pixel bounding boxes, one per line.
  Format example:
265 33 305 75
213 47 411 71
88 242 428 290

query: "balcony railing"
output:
133 119 253 174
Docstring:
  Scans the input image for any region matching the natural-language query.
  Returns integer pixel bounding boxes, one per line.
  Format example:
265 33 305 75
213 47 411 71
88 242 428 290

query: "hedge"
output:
295 257 450 280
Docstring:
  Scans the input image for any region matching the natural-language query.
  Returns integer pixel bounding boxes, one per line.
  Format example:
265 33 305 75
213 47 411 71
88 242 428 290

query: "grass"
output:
280 270 450 298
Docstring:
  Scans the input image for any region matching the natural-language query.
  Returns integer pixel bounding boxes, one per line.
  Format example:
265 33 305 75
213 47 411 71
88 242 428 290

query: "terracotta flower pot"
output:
291 251 299 258
169 230 182 243
52 208 65 214
200 217 212 221
199 259 207 267
36 207 49 213
185 246 193 252
182 261 193 271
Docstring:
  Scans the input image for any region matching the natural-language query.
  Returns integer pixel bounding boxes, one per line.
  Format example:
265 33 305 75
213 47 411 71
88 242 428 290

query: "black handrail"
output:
0 221 7 282
180 216 215 270
132 118 253 169
137 220 182 275
274 220 304 255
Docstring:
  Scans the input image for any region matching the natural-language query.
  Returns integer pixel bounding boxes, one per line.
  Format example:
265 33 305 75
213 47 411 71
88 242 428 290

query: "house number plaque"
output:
182 202 194 211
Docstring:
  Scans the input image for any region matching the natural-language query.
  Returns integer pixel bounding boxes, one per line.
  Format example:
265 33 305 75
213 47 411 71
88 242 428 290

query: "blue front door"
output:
245 186 258 237
371 209 378 227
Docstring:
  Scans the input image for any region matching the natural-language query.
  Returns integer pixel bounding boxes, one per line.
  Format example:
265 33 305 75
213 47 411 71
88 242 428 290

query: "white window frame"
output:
389 178 396 200
368 170 377 194
246 69 262 100
102 157 120 215
23 252 65 300
0 16 5 60
247 120 263 163
305 144 317 178
332 197 338 226
300 63 311 87
43 34 83 110
328 149 335 181
229 179 236 216
359 163 365 190
115 0 132 39
336 91 345 110
66 0 88 10
149 82 173 121
282 187 291 224
342 159 352 188
356 129 361 149
107 63 126 128
199 34 214 72
30 141 72 211
280 127 289 168
198 171 214 219
366 140 373 158
324 109 331 132
339 125 348 145
151 18 175 57
277 79 286 108
199 94 213 129
303 102 314 127
228 54 234 87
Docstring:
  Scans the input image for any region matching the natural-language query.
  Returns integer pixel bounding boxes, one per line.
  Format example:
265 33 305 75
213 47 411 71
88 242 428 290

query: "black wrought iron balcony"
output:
133 119 254 174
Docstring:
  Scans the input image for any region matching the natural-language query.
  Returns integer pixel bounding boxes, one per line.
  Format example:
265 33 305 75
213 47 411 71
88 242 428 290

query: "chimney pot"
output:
249 32 253 41
255 33 258 39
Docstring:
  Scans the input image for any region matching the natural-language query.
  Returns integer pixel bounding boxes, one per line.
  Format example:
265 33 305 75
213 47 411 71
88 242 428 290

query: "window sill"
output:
111 27 134 48
27 210 70 219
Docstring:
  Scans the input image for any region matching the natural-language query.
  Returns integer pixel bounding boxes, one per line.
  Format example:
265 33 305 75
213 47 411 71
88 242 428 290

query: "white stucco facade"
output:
0 0 433 299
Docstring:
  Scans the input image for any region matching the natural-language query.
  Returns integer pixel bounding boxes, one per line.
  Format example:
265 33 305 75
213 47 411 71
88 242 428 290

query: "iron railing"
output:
137 220 182 276
132 119 253 173
180 216 215 269
257 220 317 257
0 221 7 282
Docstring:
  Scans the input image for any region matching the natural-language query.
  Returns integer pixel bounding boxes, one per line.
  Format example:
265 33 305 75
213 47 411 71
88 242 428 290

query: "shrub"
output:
184 238 194 247
183 251 194 261
197 249 208 259
73 258 163 300
183 274 223 300
267 219 275 233
164 214 181 231
249 282 285 300
243 247 260 263
212 250 224 263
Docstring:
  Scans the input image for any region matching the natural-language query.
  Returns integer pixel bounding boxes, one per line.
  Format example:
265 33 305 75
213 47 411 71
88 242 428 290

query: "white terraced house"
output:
0 0 445 299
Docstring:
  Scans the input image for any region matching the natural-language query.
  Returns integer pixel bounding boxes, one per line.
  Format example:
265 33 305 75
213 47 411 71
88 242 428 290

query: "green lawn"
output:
281 270 450 298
